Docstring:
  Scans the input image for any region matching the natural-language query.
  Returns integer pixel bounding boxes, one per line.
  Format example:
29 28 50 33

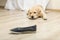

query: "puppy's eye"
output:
30 12 32 14
34 12 36 14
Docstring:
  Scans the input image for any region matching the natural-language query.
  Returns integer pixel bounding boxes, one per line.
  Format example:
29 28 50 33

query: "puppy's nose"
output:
31 16 34 18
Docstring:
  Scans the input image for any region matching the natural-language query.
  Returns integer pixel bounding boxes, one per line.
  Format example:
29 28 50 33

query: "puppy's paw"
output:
42 14 47 20
43 18 47 20
43 17 47 20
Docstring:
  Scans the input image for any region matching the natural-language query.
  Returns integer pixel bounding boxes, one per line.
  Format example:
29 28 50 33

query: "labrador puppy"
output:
27 5 47 20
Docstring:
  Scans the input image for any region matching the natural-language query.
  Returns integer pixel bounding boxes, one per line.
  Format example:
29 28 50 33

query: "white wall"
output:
47 0 60 9
0 0 60 9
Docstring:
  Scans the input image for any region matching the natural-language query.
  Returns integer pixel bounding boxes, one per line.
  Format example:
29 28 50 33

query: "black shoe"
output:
10 25 36 32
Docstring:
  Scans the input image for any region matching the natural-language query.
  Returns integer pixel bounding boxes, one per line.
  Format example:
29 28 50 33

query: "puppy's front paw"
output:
43 17 47 20
42 14 47 20
43 18 47 20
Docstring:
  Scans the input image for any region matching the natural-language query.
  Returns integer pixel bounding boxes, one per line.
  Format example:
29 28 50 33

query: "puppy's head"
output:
27 9 41 19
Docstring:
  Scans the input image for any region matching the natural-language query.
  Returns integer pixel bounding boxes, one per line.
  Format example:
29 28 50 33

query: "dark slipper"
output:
10 25 36 32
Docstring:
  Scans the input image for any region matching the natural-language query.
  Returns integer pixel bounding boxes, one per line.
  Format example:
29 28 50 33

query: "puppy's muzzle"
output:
31 16 34 19
29 16 37 20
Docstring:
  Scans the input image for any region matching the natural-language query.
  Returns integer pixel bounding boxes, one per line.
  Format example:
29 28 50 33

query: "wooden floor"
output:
0 9 60 40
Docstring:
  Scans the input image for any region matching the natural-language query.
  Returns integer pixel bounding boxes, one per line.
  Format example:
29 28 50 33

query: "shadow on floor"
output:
9 31 36 35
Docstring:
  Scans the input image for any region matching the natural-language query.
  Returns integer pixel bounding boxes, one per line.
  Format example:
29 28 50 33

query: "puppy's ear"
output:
27 9 30 15
37 8 41 14
37 10 42 17
38 10 41 14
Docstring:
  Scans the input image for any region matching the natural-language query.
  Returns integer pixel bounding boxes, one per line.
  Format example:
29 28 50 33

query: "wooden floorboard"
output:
0 9 60 40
